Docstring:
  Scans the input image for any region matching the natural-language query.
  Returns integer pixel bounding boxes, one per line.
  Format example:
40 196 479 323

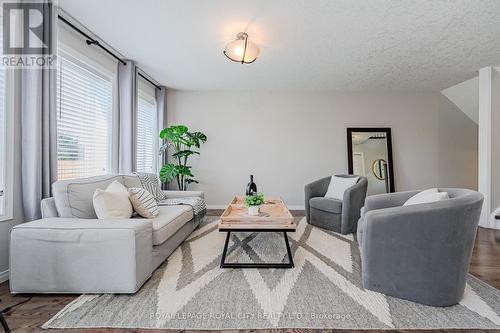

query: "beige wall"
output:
167 91 478 208
437 95 479 193
491 69 500 211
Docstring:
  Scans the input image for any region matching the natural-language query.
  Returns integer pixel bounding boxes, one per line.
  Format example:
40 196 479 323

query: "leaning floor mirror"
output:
347 128 395 195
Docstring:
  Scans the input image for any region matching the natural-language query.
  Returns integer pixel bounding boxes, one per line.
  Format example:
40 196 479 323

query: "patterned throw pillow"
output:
134 172 168 201
128 188 159 218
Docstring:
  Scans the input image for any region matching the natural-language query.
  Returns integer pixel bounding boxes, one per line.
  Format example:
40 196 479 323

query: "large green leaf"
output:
177 165 194 177
190 132 207 142
175 125 189 135
159 125 189 143
171 150 199 158
186 132 207 148
159 163 179 183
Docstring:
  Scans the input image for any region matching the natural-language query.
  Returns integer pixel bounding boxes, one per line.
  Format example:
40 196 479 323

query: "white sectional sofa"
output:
9 174 204 294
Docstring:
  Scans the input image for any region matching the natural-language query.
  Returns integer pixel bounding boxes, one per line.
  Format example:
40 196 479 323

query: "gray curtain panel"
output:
21 2 58 221
156 87 168 189
117 60 138 173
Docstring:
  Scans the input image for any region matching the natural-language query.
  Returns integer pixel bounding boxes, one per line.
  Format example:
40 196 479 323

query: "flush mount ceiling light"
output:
223 32 260 64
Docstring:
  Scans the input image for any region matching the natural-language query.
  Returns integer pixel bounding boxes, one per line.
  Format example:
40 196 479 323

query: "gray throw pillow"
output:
134 172 168 201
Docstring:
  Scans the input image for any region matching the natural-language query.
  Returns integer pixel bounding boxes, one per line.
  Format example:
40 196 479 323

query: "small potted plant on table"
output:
245 192 265 216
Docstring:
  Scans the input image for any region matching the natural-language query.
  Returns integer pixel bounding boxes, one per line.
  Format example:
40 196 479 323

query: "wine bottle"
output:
246 175 257 195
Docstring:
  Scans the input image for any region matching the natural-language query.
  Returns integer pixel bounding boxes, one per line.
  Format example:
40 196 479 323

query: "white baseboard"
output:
206 205 227 210
480 209 500 230
0 269 9 283
206 205 305 210
287 205 305 210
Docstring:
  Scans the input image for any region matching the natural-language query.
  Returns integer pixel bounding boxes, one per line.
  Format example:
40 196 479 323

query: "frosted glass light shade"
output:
224 32 260 64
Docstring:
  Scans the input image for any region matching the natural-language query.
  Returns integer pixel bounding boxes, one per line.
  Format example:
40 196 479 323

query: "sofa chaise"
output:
357 188 483 306
9 174 205 294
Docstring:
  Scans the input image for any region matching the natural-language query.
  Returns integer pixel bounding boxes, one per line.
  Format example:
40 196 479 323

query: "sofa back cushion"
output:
53 174 142 218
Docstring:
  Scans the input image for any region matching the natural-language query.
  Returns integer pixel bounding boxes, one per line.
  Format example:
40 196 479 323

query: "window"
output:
56 51 114 180
136 79 157 173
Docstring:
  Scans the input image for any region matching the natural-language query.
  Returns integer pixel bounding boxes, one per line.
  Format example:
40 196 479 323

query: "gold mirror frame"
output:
372 159 387 180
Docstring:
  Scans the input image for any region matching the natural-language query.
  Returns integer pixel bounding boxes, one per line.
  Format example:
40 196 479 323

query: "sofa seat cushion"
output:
309 197 342 214
143 205 194 246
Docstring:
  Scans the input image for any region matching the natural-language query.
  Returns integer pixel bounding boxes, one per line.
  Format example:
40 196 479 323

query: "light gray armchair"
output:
358 188 483 306
304 175 368 234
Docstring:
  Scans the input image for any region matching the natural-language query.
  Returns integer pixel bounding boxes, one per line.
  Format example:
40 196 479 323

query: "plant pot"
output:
248 205 260 216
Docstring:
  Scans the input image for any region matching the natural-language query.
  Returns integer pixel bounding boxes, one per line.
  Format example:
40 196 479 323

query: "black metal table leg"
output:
0 311 10 333
220 231 231 268
283 232 294 268
219 231 294 269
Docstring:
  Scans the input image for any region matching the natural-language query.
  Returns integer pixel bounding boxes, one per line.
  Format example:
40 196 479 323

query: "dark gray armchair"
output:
304 175 368 234
358 188 483 306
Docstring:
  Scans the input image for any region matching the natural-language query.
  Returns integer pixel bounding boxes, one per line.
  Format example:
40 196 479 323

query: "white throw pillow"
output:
93 180 133 219
324 176 359 200
403 189 449 206
128 187 159 218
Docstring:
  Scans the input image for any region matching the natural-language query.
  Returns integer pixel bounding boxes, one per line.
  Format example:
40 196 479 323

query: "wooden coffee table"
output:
218 196 296 269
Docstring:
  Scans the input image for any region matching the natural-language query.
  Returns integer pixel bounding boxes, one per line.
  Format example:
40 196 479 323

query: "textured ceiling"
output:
58 0 500 91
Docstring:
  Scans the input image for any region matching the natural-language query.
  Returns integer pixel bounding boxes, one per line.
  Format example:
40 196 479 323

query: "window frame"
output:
0 10 15 222
0 67 15 223
136 82 158 173
56 43 118 180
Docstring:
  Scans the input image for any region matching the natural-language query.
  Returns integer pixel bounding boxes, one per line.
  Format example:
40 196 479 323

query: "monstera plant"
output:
159 125 207 190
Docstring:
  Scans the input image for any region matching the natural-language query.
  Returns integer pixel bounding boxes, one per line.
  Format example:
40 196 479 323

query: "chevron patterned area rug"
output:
44 216 500 330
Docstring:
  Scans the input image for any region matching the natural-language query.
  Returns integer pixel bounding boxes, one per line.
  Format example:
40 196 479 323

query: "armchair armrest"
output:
163 190 204 199
364 190 419 212
304 176 331 222
341 177 368 234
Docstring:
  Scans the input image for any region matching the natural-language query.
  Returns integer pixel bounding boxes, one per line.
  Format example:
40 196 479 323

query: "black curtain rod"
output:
138 72 161 90
58 15 126 66
58 14 163 90
59 14 162 89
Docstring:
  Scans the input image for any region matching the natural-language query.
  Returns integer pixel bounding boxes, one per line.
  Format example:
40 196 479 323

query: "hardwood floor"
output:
1 220 499 333
469 227 500 290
